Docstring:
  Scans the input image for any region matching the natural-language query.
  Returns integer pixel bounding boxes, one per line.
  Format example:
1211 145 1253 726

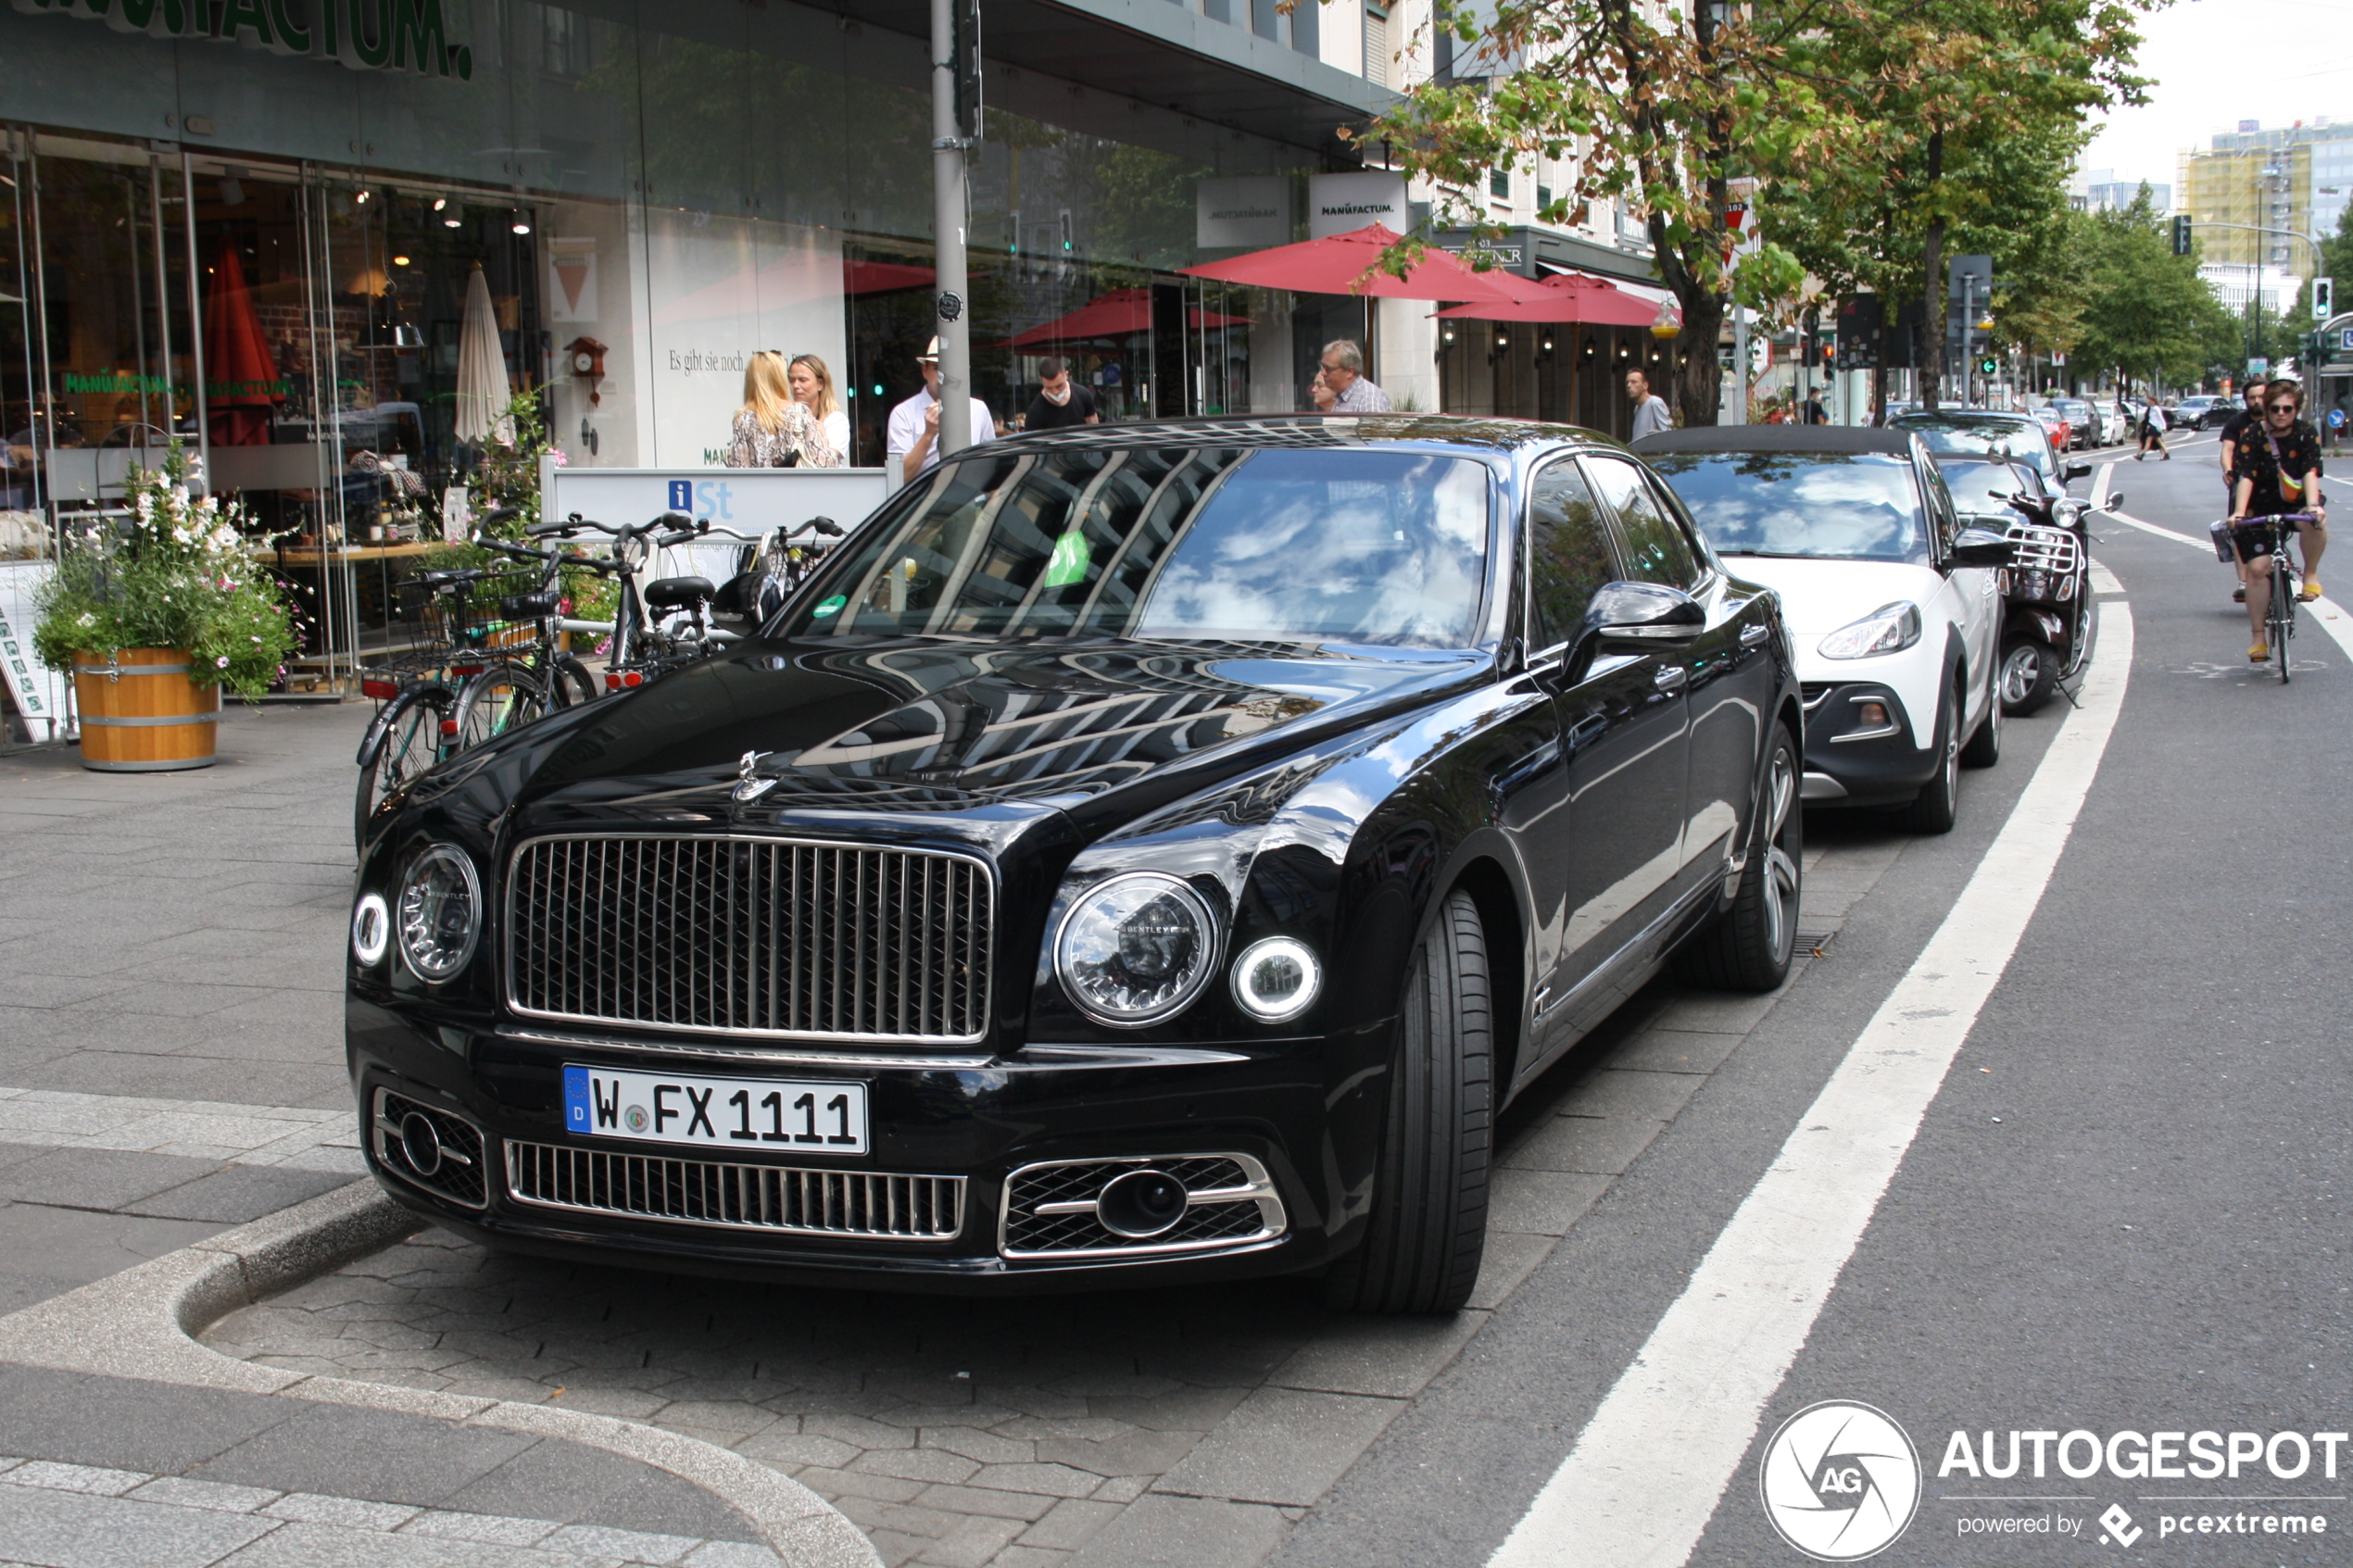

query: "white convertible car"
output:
1634 425 2013 833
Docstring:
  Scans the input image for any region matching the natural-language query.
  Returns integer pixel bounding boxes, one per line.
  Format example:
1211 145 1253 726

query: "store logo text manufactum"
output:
10 0 475 82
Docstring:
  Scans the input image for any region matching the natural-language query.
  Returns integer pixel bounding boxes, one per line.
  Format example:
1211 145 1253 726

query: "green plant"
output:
469 387 560 539
31 446 298 701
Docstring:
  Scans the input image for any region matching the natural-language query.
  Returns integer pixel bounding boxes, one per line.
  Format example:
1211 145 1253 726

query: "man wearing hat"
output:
887 337 999 485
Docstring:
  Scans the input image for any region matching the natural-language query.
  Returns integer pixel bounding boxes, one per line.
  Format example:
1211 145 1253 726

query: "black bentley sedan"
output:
349 416 1802 1314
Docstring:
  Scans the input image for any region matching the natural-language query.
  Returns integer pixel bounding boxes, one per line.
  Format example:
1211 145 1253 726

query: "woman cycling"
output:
2230 379 2329 660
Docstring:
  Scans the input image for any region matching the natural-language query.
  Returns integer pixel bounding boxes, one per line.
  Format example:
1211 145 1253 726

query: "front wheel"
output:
1960 671 2002 767
454 663 551 752
1898 678 1959 834
1323 888 1491 1315
1999 636 2057 715
1675 726 1802 992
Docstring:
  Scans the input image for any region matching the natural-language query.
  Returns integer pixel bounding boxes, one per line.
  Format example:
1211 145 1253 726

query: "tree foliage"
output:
2072 189 2238 388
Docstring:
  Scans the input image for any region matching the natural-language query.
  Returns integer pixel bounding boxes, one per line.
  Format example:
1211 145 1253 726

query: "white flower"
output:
215 655 230 668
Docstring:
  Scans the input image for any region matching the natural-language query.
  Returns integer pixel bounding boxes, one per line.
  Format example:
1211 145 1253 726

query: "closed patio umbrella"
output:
453 263 512 446
203 240 282 447
1178 223 1522 304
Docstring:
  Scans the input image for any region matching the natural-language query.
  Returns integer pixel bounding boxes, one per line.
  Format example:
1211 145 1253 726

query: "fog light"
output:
399 1110 444 1176
1855 701 1890 729
351 892 390 965
1097 1168 1189 1238
1230 936 1320 1022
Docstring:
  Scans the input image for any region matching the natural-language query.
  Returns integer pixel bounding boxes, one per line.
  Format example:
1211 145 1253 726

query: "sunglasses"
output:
2268 403 2298 413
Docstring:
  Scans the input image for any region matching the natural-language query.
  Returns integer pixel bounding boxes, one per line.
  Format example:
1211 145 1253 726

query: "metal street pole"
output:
1730 301 1747 425
931 0 973 458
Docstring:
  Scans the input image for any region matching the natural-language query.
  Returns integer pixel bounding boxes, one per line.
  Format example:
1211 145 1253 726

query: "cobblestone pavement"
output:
204 828 1907 1568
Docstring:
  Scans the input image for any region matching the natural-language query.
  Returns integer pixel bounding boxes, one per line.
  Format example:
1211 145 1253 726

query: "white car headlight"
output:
1231 936 1322 1023
1818 601 1923 660
1054 872 1224 1027
352 892 390 966
396 845 483 982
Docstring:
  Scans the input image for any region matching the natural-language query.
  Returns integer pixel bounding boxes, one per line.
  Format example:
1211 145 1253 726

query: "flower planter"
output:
72 648 220 771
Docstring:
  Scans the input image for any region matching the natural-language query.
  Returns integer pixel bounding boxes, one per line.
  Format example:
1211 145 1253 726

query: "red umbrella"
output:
1431 270 1663 327
998 287 1252 349
203 241 283 447
1179 223 1523 304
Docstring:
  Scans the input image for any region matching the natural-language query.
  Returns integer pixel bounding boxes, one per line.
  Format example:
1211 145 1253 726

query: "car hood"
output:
1715 558 1946 638
459 636 1486 847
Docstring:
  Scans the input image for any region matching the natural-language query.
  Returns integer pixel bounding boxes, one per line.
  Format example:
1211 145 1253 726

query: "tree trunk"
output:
1920 130 1947 412
1674 286 1727 426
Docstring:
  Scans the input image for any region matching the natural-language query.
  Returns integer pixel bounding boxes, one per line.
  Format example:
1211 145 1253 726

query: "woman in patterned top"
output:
2230 379 2328 659
725 351 837 470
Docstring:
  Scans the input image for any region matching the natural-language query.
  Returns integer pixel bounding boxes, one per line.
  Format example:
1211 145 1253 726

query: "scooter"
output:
1990 468 2100 714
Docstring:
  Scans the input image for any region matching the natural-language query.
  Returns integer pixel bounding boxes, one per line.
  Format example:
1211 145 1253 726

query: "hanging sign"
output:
9 0 475 81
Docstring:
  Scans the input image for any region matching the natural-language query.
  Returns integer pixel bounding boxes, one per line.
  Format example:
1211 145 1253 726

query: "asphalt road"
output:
1277 431 2353 1567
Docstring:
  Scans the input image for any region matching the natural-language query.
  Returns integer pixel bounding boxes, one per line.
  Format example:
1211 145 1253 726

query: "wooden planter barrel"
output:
71 649 221 772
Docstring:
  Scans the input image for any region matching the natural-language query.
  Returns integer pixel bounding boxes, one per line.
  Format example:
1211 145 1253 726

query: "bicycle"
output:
450 532 619 748
2219 511 2319 684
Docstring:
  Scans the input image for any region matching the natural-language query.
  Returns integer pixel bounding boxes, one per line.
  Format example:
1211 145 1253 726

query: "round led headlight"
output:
351 892 391 966
396 845 482 982
1054 872 1223 1027
1230 936 1322 1023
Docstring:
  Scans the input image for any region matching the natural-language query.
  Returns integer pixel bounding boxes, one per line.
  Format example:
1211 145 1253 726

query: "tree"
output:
2073 189 2237 390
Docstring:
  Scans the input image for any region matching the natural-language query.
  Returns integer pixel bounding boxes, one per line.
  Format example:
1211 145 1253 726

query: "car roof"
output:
1630 425 1915 456
976 412 1603 460
1889 409 2045 431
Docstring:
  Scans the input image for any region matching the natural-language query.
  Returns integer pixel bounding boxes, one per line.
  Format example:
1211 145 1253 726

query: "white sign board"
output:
0 558 69 741
1197 177 1293 250
540 463 889 584
1308 171 1410 240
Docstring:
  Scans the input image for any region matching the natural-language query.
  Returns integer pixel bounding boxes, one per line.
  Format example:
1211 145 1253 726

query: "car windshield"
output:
1935 458 2043 518
782 445 1494 647
1888 415 2057 479
1643 450 1930 564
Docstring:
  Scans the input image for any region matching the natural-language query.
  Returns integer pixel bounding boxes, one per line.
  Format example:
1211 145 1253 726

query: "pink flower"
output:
215 655 230 668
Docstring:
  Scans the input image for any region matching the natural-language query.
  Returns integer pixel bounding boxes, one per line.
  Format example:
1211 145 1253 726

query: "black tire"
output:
1323 888 1492 1315
551 653 599 709
1898 675 1959 834
2272 559 2295 685
1675 724 1802 992
1998 636 2057 715
454 663 551 752
355 689 448 849
1959 669 2001 767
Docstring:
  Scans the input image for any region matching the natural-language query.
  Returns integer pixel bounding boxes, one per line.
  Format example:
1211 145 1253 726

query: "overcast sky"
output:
2080 0 2353 193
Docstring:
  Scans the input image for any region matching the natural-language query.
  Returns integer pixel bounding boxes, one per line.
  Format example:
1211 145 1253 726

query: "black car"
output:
349 417 1802 1314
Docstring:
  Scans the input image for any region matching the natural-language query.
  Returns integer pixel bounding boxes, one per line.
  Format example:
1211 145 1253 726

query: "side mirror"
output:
1949 526 2015 568
1586 581 1706 642
2103 491 2124 512
2065 460 2092 482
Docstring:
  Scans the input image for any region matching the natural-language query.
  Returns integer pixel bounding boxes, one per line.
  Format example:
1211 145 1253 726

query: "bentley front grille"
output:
506 1139 964 1241
506 835 992 1044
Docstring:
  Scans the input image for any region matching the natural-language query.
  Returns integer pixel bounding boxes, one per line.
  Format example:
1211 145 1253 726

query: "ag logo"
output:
623 1105 650 1134
1759 1400 1920 1561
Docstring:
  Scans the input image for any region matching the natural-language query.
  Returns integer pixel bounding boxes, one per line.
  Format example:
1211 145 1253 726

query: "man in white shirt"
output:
1627 370 1672 441
887 337 997 485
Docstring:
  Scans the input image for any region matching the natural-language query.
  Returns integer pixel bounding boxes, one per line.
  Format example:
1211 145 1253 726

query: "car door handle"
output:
1740 623 1771 646
1654 665 1689 691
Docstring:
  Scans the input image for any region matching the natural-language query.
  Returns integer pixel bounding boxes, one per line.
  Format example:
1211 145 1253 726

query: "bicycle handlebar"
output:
2227 512 2319 528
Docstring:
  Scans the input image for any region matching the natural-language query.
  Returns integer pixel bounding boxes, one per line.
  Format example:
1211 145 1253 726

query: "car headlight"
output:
352 892 390 966
1054 872 1224 1027
1231 936 1321 1023
1817 601 1922 659
396 845 483 982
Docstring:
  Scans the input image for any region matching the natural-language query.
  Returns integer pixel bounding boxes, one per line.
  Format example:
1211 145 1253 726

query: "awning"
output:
1432 270 1662 326
1180 223 1523 304
999 286 1252 349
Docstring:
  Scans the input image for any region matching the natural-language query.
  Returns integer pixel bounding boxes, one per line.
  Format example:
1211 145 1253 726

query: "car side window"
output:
1920 460 1959 552
1526 459 1619 653
1585 455 1701 589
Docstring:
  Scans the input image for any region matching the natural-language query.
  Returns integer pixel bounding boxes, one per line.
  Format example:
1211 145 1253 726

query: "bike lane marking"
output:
1486 600 2135 1568
2096 500 2353 666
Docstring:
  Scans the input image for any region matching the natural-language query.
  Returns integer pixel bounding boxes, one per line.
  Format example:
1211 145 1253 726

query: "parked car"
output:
1634 425 2011 831
1889 408 2091 494
2174 395 2221 430
2050 398 2099 448
2028 404 2073 452
349 416 1805 1314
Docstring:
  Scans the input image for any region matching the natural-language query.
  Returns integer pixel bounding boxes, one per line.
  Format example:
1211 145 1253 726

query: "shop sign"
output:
206 376 292 400
1307 171 1409 239
9 0 475 82
64 370 171 396
0 560 69 742
1196 177 1291 250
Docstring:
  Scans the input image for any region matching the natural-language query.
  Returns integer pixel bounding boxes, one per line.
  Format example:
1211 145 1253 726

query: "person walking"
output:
786 354 849 467
724 350 837 470
2134 395 2169 460
1626 369 1672 440
1803 392 1828 426
886 337 997 485
1309 340 1391 413
1024 357 1100 431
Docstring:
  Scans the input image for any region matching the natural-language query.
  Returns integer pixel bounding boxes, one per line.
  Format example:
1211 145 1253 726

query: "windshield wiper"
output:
1719 549 1823 559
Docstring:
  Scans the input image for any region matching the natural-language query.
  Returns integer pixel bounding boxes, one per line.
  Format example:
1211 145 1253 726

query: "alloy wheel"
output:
1760 747 1799 961
2001 643 2043 707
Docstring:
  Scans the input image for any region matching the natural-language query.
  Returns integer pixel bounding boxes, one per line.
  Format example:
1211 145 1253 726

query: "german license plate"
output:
562 1065 868 1156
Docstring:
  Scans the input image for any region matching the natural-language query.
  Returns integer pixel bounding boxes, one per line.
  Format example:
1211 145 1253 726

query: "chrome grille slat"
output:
505 1137 963 1240
506 834 992 1045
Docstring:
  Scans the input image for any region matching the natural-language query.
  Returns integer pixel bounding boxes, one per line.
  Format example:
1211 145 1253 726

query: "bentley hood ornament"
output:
732 749 778 803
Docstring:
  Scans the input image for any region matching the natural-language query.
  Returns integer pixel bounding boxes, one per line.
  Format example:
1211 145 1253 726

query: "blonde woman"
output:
725 351 837 469
788 354 849 468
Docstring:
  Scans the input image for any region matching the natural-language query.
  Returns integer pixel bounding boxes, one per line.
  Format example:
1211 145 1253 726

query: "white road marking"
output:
2089 461 2113 511
2097 509 2353 664
0 1086 360 1173
1488 601 2136 1568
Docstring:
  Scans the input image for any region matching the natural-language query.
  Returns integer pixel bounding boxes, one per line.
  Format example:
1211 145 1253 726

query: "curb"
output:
0 1180 883 1568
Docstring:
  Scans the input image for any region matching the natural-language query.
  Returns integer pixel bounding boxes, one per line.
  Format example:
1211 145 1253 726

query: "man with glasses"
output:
2229 380 2329 660
2220 379 2267 602
1309 340 1390 413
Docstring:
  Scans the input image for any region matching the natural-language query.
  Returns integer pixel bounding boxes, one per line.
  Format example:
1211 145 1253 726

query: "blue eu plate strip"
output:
562 1065 592 1132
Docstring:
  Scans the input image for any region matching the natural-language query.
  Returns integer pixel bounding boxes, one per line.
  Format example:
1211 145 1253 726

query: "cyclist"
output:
2220 379 2267 603
2229 380 2329 661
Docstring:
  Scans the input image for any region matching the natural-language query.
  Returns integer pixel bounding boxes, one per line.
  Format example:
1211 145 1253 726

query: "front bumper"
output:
348 997 1375 1293
1797 677 1941 808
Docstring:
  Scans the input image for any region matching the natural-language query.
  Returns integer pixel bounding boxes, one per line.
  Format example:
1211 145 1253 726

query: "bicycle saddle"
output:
501 589 561 619
418 569 478 588
645 575 716 610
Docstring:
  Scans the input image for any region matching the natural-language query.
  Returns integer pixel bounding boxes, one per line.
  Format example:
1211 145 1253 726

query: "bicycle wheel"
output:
355 688 449 849
454 662 551 751
2272 556 2296 684
551 652 599 709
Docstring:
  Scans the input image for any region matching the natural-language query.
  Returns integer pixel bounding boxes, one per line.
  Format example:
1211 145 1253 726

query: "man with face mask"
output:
1024 357 1100 432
